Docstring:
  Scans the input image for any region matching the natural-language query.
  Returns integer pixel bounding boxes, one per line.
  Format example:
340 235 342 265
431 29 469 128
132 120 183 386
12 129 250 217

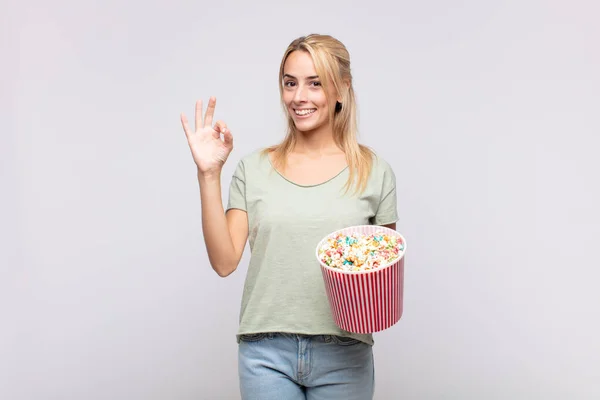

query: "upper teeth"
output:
295 109 316 115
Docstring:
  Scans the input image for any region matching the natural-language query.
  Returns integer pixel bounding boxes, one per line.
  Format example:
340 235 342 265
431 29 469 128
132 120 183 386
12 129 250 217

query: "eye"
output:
310 81 322 87
284 81 296 87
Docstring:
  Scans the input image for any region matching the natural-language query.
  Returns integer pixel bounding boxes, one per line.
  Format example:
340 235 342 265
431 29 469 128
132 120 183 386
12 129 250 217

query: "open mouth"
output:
294 108 317 117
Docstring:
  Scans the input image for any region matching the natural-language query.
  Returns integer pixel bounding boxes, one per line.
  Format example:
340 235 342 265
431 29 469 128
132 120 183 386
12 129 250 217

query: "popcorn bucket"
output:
315 225 406 334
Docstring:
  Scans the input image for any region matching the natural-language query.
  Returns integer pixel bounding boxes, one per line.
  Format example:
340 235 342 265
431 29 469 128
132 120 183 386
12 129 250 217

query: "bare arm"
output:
197 171 248 277
181 97 248 277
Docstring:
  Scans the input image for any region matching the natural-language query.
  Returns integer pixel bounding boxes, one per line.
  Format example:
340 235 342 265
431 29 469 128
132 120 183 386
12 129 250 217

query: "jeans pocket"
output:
239 333 268 342
331 335 362 346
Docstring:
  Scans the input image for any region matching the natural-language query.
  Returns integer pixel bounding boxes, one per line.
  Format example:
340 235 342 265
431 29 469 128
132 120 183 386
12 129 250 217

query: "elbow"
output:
213 263 237 278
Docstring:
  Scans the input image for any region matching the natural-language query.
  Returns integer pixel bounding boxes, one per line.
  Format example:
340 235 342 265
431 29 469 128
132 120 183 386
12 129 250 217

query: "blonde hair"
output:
263 33 374 195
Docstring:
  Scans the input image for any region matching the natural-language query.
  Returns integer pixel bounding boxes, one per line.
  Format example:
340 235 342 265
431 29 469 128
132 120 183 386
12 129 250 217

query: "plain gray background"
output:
2 0 599 399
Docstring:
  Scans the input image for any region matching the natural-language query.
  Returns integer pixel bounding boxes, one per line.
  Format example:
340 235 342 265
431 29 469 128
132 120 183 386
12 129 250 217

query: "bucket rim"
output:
315 225 407 275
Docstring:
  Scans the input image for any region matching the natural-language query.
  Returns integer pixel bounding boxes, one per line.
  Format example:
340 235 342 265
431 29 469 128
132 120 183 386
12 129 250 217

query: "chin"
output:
293 118 325 132
295 124 323 134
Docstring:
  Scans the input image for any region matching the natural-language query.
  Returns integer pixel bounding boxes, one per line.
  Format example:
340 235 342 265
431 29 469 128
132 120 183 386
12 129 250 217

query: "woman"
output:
180 34 398 400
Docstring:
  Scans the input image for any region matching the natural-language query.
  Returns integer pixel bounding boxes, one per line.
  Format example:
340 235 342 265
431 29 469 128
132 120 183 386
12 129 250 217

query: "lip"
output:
293 108 317 119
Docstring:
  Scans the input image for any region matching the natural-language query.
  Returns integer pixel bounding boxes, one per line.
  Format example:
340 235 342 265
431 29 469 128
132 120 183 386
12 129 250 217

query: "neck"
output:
293 124 341 156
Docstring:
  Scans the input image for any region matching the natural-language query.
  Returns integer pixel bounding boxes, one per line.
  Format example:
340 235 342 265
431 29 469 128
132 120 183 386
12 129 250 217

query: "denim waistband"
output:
238 332 365 346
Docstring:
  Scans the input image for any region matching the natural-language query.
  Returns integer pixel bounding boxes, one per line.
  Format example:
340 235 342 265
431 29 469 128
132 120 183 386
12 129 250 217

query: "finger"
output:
180 113 192 138
195 100 203 132
223 129 234 148
214 120 227 139
204 96 216 128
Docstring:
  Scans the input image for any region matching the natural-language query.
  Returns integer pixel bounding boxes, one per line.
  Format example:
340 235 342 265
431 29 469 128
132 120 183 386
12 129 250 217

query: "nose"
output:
293 83 308 103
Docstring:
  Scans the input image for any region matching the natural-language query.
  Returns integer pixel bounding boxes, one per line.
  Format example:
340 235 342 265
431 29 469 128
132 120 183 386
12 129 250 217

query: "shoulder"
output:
236 147 268 164
362 149 397 198
230 147 271 178
368 150 396 180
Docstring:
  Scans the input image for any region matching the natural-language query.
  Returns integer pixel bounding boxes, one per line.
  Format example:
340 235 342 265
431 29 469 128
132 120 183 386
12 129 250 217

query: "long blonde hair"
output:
263 34 374 195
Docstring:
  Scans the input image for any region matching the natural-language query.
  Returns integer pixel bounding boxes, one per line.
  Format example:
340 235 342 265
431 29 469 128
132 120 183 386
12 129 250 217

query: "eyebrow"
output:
283 74 320 80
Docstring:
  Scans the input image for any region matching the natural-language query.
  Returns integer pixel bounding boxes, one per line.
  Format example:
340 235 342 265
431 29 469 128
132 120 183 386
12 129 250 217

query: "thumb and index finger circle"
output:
213 120 228 139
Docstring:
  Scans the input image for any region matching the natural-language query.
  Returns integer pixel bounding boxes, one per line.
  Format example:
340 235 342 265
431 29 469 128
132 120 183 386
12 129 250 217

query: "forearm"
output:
197 170 237 276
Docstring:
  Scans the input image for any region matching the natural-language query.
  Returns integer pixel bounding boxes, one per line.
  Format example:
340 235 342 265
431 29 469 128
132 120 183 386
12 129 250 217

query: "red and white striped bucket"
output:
316 225 406 334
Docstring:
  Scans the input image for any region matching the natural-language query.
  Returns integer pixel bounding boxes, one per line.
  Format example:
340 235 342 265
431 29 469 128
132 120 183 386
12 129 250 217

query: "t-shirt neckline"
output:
266 153 349 188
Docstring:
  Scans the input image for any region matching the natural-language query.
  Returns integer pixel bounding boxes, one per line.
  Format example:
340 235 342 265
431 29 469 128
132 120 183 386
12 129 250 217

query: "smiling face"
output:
281 51 339 135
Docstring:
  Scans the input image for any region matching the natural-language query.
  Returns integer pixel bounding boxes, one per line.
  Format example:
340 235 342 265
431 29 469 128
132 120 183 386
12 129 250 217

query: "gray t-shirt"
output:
226 148 399 345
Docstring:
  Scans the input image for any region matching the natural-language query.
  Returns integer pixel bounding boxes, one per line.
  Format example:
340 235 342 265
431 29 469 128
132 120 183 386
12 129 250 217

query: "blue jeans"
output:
238 332 375 400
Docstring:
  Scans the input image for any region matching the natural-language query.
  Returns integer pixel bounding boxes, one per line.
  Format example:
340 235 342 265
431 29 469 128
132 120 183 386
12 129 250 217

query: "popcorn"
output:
317 231 404 272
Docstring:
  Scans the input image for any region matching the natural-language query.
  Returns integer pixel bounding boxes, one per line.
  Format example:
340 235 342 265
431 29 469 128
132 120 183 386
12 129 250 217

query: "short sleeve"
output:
226 160 247 212
372 160 399 225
